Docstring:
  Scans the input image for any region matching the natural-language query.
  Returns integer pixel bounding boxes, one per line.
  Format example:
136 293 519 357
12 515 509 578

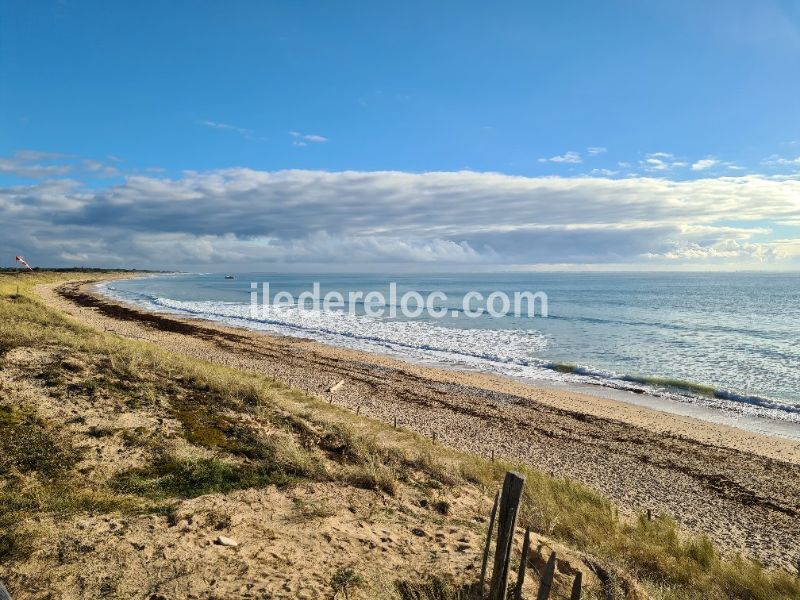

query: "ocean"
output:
99 272 800 435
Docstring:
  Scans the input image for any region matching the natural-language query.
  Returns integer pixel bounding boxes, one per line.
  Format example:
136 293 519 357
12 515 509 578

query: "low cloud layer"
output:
2 166 799 269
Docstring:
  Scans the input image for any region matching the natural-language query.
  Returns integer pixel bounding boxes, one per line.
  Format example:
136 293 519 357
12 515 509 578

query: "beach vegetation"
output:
331 566 364 599
111 455 298 499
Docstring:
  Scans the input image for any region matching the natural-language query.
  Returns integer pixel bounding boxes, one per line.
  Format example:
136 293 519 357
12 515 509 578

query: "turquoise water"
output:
101 272 800 427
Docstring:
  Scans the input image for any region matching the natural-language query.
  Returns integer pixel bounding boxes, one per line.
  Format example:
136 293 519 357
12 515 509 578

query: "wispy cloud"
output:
0 150 134 181
82 159 119 178
590 168 618 177
199 120 253 139
290 131 329 147
640 152 688 172
13 150 70 162
538 151 581 164
587 147 607 156
0 150 72 178
691 157 721 171
762 154 800 167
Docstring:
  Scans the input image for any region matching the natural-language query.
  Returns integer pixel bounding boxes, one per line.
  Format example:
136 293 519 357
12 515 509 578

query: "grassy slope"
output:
0 271 798 599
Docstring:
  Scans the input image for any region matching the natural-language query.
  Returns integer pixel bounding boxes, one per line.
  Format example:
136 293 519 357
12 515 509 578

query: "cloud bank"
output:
1 166 799 269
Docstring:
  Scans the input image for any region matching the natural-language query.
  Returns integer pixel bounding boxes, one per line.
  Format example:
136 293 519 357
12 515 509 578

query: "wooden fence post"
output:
570 571 583 600
536 551 557 600
513 527 532 600
488 471 526 600
479 491 500 593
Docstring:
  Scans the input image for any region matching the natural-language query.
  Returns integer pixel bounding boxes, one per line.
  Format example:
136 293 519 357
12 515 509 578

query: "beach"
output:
40 278 800 571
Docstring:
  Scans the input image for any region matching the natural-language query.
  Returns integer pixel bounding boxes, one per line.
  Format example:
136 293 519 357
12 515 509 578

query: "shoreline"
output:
97 275 800 446
534 379 800 441
96 275 800 439
38 277 800 569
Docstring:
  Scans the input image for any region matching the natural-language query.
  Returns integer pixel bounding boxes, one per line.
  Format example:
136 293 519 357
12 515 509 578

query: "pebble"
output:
214 535 239 547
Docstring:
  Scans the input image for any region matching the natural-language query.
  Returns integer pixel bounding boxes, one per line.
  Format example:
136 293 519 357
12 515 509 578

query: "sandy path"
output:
39 280 800 571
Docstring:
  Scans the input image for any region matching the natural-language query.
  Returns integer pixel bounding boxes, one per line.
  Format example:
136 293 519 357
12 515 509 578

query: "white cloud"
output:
641 237 800 262
640 152 688 172
691 157 721 171
290 131 329 147
587 147 607 156
538 151 581 164
762 154 800 167
644 158 669 171
2 164 799 269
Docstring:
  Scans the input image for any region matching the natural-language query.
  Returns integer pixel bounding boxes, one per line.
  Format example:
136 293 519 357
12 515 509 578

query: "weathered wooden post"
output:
488 471 526 600
479 491 500 592
513 527 532 600
570 571 583 600
393 415 398 428
536 551 557 600
432 431 437 444
647 508 653 521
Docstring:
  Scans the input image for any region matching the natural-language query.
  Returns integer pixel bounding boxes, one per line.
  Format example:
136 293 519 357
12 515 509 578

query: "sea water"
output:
100 272 800 436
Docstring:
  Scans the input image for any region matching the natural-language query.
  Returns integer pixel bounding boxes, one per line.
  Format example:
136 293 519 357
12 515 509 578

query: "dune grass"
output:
1 271 799 599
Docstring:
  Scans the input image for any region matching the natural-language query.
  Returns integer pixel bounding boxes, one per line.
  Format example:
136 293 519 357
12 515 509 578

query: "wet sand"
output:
38 279 800 571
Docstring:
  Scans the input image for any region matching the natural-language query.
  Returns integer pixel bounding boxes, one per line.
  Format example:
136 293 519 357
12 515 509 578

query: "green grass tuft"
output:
111 455 297 499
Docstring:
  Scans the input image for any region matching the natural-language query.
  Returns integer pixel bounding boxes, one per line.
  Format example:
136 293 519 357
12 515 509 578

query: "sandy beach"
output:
40 278 800 571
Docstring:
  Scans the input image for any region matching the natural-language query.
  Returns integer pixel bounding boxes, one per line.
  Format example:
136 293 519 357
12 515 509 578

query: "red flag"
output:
15 255 34 271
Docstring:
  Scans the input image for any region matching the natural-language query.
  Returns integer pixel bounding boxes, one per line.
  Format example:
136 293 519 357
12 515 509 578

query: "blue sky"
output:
1 0 800 270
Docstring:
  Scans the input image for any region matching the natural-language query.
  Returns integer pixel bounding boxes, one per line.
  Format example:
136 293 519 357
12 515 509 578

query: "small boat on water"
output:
224 275 235 279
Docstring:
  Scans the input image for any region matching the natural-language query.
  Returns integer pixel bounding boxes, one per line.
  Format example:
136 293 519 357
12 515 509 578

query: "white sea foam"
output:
152 297 549 366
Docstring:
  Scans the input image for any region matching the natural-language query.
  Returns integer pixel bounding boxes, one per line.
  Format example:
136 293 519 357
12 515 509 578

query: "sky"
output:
1 0 799 271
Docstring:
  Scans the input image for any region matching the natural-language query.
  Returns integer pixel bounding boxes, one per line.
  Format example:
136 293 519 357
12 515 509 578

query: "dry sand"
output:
38 280 800 571
2 344 600 599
